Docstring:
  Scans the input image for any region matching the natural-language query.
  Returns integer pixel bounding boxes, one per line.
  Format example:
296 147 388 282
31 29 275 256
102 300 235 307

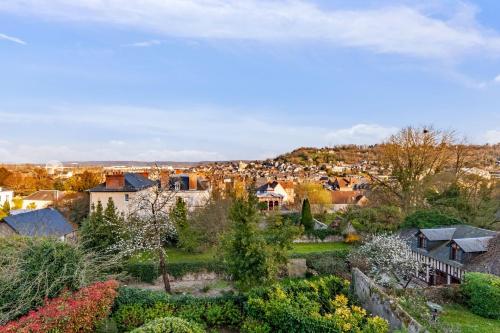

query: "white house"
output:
0 187 14 207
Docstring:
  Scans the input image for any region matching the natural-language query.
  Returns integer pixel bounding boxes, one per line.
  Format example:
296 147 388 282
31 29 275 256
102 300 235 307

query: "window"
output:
450 243 458 261
125 194 129 202
418 234 427 249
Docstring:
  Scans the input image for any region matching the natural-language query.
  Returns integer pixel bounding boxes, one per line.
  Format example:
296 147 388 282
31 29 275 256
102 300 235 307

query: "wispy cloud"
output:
0 32 26 45
123 39 163 47
325 124 399 145
483 130 500 144
494 75 500 83
1 1 500 59
0 105 401 162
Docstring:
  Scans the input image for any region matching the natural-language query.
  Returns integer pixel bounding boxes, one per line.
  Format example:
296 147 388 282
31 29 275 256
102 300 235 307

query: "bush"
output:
291 250 350 277
402 209 461 229
0 237 114 324
461 272 500 319
130 316 204 333
245 276 388 333
306 228 340 240
0 280 119 333
126 259 160 283
241 318 271 333
167 260 225 279
113 289 245 331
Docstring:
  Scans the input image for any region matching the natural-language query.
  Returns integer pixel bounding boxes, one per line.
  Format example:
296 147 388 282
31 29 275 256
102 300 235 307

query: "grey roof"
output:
88 173 157 192
3 208 74 237
453 237 493 253
24 190 63 201
256 191 284 198
420 228 456 241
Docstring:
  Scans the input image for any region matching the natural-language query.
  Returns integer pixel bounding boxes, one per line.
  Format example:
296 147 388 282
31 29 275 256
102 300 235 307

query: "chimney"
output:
136 172 149 179
160 171 170 189
106 173 125 189
188 174 198 190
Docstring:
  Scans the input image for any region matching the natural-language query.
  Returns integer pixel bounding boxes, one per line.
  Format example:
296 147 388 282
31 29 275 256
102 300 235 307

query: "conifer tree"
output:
80 198 121 253
301 198 314 231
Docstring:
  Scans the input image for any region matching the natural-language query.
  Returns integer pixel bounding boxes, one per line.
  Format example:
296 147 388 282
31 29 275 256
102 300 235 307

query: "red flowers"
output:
0 280 119 333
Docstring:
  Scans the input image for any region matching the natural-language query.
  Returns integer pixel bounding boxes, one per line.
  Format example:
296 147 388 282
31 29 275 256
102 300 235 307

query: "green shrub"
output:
241 318 271 333
130 316 204 333
291 249 350 277
402 209 461 229
0 237 112 324
306 228 340 240
461 272 500 319
126 259 160 283
113 288 245 331
167 260 225 278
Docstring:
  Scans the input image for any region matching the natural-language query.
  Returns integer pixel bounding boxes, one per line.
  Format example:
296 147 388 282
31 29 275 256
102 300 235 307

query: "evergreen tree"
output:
221 194 279 290
80 198 121 253
170 197 199 252
301 198 314 231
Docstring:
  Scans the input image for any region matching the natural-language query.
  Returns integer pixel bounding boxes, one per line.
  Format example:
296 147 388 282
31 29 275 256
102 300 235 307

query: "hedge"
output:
461 272 500 319
126 259 225 282
113 288 244 331
130 316 204 333
0 280 119 333
290 250 351 277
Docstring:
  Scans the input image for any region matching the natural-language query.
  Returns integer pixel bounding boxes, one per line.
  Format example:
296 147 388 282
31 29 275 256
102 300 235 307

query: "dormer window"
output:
418 234 427 249
125 194 129 202
450 243 459 261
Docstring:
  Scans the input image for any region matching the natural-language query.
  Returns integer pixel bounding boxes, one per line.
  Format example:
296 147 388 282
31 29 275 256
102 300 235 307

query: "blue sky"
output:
0 0 499 162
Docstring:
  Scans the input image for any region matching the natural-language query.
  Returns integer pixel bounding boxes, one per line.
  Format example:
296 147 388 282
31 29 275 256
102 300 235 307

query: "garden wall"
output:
351 268 426 333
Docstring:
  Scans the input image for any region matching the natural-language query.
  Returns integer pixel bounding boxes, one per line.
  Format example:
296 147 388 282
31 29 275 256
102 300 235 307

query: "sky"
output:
0 0 499 163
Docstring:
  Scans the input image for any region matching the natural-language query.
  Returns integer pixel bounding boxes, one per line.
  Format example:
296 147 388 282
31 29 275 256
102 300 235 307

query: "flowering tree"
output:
112 168 177 293
351 234 421 288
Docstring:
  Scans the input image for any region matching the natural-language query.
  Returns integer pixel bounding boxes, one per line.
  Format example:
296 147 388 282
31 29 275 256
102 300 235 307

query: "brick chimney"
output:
188 174 198 190
136 172 149 179
105 173 125 189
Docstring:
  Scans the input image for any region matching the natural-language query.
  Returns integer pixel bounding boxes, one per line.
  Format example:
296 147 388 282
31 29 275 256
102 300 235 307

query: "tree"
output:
80 198 123 253
350 234 421 288
0 167 11 186
2 201 10 214
220 194 298 290
170 197 197 251
64 171 102 192
294 182 331 211
300 198 314 232
402 209 461 229
344 205 403 233
373 126 457 212
112 168 177 293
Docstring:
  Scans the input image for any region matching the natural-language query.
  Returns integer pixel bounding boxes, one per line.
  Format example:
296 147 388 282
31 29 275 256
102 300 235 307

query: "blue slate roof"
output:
88 173 157 192
3 208 74 237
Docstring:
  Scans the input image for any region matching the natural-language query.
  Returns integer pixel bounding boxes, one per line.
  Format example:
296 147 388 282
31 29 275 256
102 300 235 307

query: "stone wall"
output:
351 268 426 333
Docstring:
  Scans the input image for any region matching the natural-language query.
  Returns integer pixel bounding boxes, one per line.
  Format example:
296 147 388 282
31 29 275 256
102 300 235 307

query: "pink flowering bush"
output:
0 280 119 333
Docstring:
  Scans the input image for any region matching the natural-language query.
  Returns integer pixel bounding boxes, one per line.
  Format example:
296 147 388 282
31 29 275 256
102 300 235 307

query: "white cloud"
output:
0 32 26 45
483 130 500 144
494 75 500 83
123 39 163 47
1 1 500 59
325 124 399 145
0 105 402 162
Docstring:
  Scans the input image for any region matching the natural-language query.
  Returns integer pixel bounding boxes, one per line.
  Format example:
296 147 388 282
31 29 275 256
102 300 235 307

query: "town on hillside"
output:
0 130 499 332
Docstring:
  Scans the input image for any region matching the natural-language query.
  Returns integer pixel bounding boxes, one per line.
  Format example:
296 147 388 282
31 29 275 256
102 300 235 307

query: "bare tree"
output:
112 167 177 293
371 126 457 212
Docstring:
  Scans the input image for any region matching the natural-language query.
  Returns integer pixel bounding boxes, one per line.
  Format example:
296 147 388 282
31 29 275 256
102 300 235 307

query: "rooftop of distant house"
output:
2 208 74 237
24 190 64 201
88 172 157 192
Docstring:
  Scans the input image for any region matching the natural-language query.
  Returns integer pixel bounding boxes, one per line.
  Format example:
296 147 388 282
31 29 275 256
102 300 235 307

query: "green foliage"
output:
344 205 403 233
306 228 340 240
461 272 500 319
80 199 123 253
402 209 461 229
300 198 314 231
241 318 271 333
0 237 112 324
167 260 225 279
126 258 160 283
113 289 244 331
221 194 296 290
129 316 204 333
2 200 10 214
291 249 351 278
171 197 196 251
245 276 388 333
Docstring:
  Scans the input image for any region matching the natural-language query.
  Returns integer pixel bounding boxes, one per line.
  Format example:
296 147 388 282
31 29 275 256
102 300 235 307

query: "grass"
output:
160 241 351 264
440 304 500 333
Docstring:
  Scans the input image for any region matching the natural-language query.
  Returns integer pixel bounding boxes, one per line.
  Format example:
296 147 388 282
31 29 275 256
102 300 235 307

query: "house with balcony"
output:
407 225 497 285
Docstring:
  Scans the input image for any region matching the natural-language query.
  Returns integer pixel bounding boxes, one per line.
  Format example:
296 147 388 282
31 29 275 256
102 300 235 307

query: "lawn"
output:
162 241 351 264
440 304 500 333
